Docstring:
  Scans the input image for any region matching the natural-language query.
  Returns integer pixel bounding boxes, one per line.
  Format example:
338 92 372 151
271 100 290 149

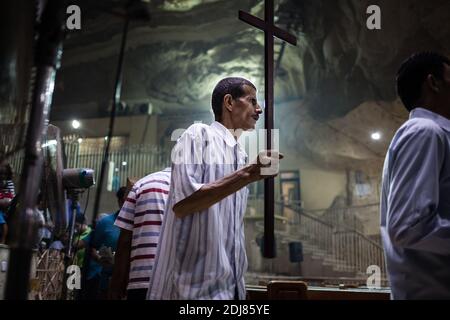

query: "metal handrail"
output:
286 201 383 250
246 195 386 277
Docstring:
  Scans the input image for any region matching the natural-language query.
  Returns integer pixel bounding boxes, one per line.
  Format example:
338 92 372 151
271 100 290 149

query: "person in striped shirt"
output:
147 77 283 300
109 168 171 300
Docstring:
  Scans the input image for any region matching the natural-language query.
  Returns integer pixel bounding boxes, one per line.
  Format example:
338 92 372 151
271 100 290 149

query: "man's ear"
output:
426 74 440 93
223 94 233 112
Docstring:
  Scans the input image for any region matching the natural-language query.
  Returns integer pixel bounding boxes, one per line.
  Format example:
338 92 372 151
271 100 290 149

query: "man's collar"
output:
210 121 238 147
410 107 450 132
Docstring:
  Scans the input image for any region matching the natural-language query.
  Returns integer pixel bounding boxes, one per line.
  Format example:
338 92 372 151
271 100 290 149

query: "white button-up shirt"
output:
147 121 249 300
381 108 450 299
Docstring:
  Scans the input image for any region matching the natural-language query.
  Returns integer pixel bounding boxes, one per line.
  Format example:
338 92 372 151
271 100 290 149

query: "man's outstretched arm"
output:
173 152 282 218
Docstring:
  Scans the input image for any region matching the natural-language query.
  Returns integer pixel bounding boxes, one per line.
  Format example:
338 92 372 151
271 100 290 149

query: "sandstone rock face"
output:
52 0 450 166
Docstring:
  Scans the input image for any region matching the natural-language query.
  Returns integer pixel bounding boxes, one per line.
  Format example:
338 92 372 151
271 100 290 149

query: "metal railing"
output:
246 195 387 281
64 142 171 188
332 229 385 276
7 149 24 177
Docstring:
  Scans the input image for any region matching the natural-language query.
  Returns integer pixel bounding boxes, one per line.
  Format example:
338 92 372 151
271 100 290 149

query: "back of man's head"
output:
397 52 450 112
211 77 256 121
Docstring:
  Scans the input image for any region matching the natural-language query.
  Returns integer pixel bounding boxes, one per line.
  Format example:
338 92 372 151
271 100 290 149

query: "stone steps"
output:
299 239 359 275
251 220 370 278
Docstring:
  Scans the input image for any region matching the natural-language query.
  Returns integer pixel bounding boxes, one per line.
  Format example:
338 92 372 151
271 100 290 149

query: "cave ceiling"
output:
51 0 450 170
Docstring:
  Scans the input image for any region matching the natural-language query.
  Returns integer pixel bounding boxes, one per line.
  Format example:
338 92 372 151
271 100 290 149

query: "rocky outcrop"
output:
51 0 450 167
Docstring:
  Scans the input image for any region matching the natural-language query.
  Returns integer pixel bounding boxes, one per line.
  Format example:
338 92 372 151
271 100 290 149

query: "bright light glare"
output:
72 120 81 129
371 132 381 141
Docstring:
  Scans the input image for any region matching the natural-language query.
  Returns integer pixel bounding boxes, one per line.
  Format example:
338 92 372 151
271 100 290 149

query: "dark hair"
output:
116 186 127 201
397 52 450 112
211 77 256 121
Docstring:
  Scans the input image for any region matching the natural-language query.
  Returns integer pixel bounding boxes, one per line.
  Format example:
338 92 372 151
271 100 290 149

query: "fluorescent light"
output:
72 120 81 129
104 136 108 141
122 161 127 166
77 138 83 143
371 132 381 141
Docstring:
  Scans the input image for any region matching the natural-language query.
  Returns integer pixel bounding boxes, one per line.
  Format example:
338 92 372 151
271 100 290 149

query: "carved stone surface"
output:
50 0 450 166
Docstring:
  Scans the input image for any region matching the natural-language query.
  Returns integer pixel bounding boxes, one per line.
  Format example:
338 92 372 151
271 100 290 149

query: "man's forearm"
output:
173 166 254 218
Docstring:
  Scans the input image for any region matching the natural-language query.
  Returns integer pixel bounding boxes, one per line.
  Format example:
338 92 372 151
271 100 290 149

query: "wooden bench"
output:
267 280 308 300
247 282 390 300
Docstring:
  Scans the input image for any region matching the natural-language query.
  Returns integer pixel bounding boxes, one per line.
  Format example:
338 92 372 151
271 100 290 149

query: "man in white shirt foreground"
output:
148 77 282 300
381 52 450 299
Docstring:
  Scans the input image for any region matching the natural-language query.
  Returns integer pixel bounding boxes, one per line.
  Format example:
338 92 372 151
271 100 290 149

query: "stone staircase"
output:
299 238 367 278
245 196 386 283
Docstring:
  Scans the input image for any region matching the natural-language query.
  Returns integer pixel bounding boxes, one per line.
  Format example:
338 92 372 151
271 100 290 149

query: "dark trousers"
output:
127 288 148 300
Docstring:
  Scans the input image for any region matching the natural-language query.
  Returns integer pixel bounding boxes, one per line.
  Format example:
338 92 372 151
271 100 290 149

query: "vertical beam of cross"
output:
239 0 297 258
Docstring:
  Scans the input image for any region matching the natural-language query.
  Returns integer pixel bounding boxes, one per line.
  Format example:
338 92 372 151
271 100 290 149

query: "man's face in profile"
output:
231 85 262 131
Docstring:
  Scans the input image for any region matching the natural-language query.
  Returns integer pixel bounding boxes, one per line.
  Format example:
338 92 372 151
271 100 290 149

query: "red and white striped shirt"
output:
114 168 171 290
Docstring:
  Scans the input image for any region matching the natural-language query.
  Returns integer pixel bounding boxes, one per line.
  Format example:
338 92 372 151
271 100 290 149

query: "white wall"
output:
281 152 347 211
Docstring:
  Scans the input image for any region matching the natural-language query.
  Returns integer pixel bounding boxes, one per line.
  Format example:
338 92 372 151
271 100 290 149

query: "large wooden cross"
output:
239 0 297 258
